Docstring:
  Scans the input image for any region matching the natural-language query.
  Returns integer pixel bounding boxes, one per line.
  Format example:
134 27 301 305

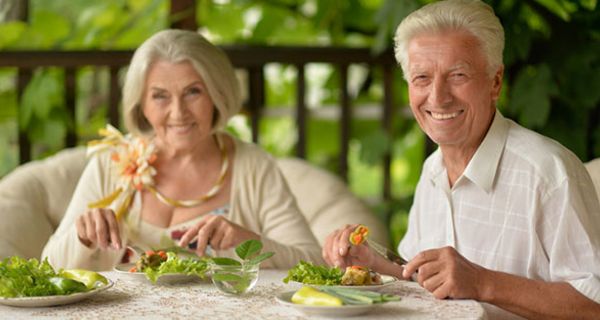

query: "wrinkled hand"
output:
76 208 122 250
402 246 488 300
178 214 259 256
322 224 377 269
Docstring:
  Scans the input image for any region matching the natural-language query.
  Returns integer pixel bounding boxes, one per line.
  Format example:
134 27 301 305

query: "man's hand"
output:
322 224 377 269
403 246 490 300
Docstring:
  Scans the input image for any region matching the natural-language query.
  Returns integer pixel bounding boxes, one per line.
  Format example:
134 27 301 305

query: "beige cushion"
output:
0 149 388 259
585 158 600 203
0 148 87 259
277 158 388 246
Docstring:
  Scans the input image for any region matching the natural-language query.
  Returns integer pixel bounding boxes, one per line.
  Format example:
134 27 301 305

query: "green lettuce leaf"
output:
282 260 344 285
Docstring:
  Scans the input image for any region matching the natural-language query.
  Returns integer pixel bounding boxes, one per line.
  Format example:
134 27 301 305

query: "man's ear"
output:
491 65 504 101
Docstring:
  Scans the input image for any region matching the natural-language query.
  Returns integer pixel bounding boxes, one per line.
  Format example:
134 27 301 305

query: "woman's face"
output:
142 60 215 151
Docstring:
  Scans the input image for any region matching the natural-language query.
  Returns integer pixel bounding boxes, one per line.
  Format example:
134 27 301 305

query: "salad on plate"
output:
0 256 112 307
282 260 395 289
115 249 210 284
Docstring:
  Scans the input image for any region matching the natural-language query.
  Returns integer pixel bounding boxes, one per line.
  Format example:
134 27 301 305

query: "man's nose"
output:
427 77 452 107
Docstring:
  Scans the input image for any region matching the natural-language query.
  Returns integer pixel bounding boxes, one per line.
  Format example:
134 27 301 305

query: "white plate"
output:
276 291 375 317
0 279 113 308
114 263 206 285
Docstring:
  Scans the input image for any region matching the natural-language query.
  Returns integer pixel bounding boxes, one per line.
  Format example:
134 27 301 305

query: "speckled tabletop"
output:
0 270 485 319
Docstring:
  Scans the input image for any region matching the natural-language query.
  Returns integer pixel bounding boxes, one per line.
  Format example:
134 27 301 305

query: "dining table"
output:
0 269 486 319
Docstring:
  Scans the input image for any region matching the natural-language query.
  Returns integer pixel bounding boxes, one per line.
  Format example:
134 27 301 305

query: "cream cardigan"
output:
42 136 324 270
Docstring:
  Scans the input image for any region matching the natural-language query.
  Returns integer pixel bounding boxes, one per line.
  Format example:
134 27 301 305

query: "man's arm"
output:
402 246 600 320
481 268 600 320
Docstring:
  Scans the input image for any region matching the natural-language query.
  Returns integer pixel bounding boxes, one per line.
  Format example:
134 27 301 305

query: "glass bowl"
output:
210 263 259 295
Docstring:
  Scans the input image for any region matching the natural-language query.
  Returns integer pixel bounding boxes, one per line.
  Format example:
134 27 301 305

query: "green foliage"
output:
507 64 558 128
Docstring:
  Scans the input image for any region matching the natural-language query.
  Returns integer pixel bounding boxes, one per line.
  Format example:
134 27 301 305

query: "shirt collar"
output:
427 110 509 193
462 110 509 193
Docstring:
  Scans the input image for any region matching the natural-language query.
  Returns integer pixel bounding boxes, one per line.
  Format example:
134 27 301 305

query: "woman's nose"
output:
170 97 187 116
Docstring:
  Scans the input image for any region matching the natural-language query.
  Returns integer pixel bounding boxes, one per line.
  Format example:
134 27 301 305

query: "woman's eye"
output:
186 87 202 95
152 93 168 100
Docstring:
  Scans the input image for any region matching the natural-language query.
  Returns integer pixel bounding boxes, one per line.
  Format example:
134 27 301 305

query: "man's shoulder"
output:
502 120 587 184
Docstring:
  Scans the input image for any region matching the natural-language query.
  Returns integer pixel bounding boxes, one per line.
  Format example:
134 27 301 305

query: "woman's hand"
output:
75 208 122 250
322 224 377 269
178 214 260 256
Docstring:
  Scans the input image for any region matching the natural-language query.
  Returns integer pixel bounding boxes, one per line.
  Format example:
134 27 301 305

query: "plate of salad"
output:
114 249 210 284
276 285 401 317
282 261 397 291
0 256 113 307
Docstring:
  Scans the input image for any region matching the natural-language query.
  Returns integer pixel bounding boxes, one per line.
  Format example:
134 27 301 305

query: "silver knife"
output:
365 239 408 266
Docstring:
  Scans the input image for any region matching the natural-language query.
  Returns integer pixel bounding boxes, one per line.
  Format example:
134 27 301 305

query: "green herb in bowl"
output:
210 239 274 295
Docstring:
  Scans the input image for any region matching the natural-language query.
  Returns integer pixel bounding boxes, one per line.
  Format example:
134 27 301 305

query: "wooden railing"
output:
0 46 420 206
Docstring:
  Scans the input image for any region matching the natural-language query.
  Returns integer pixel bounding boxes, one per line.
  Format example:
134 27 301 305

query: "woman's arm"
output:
41 154 126 271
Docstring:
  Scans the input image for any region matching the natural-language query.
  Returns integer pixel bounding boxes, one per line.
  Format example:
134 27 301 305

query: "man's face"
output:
406 30 502 151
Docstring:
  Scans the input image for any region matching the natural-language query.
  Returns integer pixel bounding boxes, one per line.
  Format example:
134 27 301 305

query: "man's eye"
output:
450 73 467 80
412 75 429 84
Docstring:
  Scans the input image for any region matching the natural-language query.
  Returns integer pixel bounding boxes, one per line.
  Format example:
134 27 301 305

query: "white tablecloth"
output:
0 270 485 319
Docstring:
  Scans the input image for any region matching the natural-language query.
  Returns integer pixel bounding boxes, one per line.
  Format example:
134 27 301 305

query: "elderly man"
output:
322 0 600 319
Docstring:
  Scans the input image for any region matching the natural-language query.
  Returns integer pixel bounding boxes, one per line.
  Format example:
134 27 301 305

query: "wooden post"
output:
170 0 197 30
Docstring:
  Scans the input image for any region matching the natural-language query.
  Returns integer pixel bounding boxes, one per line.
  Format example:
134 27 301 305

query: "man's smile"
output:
427 110 463 120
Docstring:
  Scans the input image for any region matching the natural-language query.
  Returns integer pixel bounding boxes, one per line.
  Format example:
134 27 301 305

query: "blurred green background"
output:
0 0 599 248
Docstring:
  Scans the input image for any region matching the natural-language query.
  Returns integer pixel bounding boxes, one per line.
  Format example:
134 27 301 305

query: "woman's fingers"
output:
195 216 219 256
76 208 120 250
75 216 93 247
180 215 259 257
178 220 205 247
209 223 227 250
92 209 110 249
104 210 122 249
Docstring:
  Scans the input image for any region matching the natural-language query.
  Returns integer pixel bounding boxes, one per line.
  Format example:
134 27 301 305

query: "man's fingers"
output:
431 281 451 300
403 249 438 278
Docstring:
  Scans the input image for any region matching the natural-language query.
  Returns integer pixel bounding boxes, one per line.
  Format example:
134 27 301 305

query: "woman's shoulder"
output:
228 134 276 164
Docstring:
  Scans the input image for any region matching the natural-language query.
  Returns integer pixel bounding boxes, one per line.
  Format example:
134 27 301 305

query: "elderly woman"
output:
42 29 323 270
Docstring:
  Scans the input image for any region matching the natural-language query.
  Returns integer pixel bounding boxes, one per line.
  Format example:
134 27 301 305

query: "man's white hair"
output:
394 0 504 78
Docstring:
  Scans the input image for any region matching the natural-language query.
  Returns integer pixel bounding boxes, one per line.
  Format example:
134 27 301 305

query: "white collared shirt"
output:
398 111 600 303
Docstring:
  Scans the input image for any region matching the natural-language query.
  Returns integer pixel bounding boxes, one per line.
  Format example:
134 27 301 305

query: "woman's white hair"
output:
394 0 504 78
122 29 241 137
